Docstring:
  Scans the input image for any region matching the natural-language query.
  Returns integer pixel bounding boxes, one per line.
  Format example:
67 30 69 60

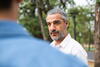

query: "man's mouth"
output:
51 32 58 36
50 30 59 36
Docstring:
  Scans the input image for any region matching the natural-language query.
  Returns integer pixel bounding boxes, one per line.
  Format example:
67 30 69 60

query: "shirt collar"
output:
51 34 72 48
0 20 30 38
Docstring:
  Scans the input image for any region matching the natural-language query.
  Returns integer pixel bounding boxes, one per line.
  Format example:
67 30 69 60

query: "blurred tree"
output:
35 0 47 40
68 6 94 45
95 0 100 67
19 0 94 46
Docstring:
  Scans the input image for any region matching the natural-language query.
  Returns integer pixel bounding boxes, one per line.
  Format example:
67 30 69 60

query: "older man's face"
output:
46 13 68 41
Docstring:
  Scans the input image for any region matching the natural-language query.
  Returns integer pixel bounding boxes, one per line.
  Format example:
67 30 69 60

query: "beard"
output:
49 30 65 41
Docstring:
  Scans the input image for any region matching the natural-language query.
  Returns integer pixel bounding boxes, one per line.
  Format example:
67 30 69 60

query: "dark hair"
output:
0 0 12 10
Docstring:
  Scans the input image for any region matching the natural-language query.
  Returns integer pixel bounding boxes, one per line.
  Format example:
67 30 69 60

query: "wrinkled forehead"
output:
46 13 64 23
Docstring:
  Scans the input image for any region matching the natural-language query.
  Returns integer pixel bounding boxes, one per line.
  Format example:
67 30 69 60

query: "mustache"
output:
50 30 59 34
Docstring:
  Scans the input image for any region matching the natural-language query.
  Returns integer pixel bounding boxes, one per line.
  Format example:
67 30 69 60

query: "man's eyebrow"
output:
46 20 61 23
53 20 61 22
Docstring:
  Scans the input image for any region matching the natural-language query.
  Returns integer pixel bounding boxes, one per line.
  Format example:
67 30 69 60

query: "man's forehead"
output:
46 19 59 23
46 14 63 22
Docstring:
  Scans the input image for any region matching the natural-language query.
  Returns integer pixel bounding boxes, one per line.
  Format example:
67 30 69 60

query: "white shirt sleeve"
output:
72 45 88 64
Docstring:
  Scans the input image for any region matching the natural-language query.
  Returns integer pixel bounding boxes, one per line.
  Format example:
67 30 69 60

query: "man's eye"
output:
54 20 61 24
47 23 51 26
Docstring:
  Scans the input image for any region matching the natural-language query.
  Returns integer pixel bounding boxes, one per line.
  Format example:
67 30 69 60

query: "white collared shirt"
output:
50 34 88 64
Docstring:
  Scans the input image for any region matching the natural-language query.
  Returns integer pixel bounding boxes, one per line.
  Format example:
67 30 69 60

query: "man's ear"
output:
65 20 69 29
16 0 23 3
67 22 69 29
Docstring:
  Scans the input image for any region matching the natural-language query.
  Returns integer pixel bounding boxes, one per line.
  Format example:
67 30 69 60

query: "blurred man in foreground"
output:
0 0 88 67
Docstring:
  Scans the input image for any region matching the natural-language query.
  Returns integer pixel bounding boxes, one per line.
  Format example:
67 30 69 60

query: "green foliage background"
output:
19 0 95 44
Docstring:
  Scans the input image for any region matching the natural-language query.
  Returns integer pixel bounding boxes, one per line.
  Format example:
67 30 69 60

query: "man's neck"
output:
54 40 62 46
0 11 16 21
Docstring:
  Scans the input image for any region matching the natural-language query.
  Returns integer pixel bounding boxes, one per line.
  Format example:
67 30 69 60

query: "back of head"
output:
0 0 12 11
0 0 22 11
0 0 23 21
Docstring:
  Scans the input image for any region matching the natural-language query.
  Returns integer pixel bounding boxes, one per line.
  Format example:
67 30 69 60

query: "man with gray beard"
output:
46 8 88 64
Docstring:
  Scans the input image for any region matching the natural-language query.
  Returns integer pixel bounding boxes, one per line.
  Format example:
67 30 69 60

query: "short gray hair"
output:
47 8 67 22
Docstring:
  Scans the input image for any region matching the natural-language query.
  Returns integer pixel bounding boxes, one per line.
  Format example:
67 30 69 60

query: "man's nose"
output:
50 23 56 30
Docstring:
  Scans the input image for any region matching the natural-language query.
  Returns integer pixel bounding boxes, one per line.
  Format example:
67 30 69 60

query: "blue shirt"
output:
0 20 88 67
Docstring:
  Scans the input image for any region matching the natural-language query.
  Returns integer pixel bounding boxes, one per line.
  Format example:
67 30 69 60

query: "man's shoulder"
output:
0 37 88 67
14 36 50 49
0 36 50 53
69 38 82 48
68 37 87 52
69 38 87 55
